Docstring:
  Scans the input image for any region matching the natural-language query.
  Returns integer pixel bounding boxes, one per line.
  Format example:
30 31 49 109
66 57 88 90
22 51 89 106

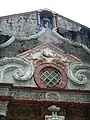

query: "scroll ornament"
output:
68 62 90 84
0 57 34 82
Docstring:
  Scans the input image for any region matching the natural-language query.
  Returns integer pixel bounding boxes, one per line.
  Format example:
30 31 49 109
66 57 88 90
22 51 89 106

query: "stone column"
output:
37 12 40 25
0 101 8 120
53 14 57 30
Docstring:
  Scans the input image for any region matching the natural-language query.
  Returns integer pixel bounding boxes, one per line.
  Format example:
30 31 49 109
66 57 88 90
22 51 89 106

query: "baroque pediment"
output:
0 42 90 90
17 41 81 62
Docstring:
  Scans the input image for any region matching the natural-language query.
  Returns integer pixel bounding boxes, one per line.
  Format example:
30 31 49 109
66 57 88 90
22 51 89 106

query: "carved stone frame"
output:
34 63 68 88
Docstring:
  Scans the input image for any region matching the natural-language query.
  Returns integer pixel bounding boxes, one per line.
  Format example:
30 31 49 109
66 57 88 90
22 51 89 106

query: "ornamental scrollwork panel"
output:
68 62 90 85
0 57 34 83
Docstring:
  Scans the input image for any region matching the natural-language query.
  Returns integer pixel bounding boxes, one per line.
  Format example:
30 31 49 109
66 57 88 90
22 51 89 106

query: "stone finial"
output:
45 105 65 120
48 105 60 112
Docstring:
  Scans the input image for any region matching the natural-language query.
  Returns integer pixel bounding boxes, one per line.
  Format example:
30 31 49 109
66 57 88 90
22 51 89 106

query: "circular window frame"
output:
34 63 68 88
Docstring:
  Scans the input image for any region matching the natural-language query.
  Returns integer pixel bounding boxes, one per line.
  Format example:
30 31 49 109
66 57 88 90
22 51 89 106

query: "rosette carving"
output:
68 62 90 84
0 57 34 82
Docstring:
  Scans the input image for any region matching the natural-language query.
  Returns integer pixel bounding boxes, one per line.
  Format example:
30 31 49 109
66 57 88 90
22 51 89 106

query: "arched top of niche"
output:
37 8 56 14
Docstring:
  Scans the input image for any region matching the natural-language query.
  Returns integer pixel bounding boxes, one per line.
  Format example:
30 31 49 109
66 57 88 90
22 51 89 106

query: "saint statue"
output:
43 15 50 28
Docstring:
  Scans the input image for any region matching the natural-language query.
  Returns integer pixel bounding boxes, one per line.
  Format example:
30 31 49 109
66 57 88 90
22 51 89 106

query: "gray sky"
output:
0 0 90 28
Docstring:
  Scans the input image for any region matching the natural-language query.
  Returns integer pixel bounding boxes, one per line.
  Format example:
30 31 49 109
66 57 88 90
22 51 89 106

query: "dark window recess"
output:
0 34 11 44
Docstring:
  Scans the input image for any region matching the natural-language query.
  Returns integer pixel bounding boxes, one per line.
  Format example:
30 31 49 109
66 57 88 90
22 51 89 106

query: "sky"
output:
0 0 90 28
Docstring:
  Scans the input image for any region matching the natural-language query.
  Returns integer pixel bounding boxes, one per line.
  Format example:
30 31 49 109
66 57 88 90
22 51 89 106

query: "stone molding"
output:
10 90 90 103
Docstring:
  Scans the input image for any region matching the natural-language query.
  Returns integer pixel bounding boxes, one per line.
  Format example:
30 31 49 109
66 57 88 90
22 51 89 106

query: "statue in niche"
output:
43 15 50 28
40 11 53 29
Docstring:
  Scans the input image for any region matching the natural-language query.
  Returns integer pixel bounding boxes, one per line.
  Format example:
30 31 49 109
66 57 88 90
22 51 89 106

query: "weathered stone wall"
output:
0 11 38 37
0 10 90 63
0 11 43 58
57 16 90 48
0 39 41 58
57 16 81 32
55 42 90 63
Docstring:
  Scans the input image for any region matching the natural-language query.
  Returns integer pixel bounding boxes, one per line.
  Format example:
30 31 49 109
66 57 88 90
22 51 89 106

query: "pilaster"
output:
0 101 8 119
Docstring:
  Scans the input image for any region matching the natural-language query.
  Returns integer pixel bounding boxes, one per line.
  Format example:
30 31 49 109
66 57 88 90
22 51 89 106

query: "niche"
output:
37 9 57 29
40 10 53 29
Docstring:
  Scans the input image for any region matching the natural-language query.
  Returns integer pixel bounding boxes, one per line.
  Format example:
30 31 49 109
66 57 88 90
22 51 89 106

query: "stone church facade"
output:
0 8 90 120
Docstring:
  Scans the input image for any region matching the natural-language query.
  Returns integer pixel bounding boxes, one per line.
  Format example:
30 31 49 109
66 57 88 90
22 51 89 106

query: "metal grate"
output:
40 67 61 88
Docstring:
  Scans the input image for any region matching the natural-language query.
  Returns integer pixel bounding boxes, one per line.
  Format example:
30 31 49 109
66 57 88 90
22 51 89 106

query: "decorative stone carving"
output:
0 101 8 117
48 105 60 112
68 62 90 84
11 90 90 103
46 92 60 100
0 57 34 82
45 105 65 120
35 50 70 65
